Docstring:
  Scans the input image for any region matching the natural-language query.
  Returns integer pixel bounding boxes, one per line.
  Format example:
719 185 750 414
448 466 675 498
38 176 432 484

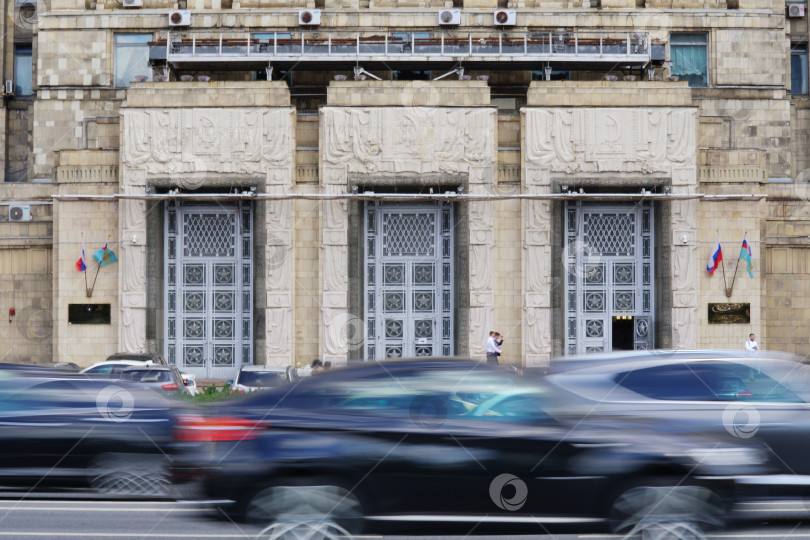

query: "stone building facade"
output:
0 0 807 378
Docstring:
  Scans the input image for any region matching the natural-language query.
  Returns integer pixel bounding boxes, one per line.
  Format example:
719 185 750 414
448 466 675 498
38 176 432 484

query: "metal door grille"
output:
164 202 253 379
365 202 454 360
565 202 654 355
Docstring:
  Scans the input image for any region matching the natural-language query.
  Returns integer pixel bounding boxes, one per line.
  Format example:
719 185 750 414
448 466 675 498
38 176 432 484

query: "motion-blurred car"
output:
120 365 191 395
229 365 294 393
544 350 810 499
0 375 179 496
172 359 771 536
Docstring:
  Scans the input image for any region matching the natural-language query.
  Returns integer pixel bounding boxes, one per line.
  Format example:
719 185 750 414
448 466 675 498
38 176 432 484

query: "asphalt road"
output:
0 494 810 539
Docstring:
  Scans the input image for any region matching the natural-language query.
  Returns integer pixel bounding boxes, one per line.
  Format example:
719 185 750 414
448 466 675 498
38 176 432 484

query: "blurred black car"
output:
544 350 810 499
0 375 179 496
171 359 771 535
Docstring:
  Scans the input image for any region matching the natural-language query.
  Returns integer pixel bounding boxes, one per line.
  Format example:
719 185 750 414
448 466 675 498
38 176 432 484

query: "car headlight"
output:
686 447 767 467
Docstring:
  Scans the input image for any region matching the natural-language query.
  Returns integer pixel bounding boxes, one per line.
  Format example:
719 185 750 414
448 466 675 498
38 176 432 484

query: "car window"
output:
470 393 556 424
616 362 803 402
616 364 716 401
86 365 113 375
239 371 286 387
121 369 170 383
694 362 803 403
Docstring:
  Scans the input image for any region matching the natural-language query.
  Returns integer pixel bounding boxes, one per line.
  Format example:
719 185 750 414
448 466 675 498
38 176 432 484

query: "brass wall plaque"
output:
708 303 751 324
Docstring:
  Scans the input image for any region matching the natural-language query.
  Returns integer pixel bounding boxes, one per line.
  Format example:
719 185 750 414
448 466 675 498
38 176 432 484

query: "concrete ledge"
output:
526 81 693 107
327 80 491 107
125 82 291 108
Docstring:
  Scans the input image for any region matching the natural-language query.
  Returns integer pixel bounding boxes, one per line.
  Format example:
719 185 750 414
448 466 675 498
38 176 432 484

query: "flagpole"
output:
728 231 746 297
89 262 101 297
721 248 730 298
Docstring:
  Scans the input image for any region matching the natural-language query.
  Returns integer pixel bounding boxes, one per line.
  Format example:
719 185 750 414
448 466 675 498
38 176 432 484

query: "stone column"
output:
522 167 553 366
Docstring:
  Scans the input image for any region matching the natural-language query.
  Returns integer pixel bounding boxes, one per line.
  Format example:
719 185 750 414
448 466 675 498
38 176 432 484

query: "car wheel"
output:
608 481 724 537
88 453 170 498
246 481 364 535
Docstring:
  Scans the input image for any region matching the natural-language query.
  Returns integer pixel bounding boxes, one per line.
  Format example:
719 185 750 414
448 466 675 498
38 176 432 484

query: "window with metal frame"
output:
114 34 153 88
670 33 708 87
791 43 808 95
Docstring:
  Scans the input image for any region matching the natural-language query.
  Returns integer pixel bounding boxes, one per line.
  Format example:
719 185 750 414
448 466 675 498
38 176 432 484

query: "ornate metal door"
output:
365 202 454 360
164 202 253 379
564 202 654 355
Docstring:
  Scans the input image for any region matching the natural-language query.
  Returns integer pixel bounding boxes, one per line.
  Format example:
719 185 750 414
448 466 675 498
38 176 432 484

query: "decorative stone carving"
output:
673 307 698 349
121 244 146 294
121 307 146 352
525 307 550 354
266 308 290 355
322 107 495 175
468 306 491 355
121 108 292 175
525 108 696 174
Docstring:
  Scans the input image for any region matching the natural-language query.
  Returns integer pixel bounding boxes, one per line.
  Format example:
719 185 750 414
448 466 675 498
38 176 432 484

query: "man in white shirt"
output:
745 333 759 353
486 331 501 364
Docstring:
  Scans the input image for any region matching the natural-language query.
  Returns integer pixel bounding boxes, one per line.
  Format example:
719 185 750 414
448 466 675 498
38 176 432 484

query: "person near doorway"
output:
311 359 325 374
745 333 759 353
486 331 502 364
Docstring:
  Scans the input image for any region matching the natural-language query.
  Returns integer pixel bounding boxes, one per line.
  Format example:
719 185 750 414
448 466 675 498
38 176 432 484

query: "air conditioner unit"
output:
789 4 806 17
493 9 516 26
438 9 461 26
122 0 142 7
4 80 12 94
298 9 321 25
168 10 191 26
9 205 31 222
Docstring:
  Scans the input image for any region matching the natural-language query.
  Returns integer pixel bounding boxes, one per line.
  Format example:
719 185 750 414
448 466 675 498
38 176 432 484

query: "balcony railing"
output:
151 30 654 68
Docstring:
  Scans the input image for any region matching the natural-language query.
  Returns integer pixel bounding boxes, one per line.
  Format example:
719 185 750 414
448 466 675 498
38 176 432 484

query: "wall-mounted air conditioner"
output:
789 4 806 17
168 10 191 26
9 205 31 222
298 9 321 25
122 0 143 7
438 9 461 26
494 9 516 26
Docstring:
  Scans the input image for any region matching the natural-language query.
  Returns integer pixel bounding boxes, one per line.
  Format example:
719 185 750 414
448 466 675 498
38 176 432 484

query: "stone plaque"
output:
708 303 751 324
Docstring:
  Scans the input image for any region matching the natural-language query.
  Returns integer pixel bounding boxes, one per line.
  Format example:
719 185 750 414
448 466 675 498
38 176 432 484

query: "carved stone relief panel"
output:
525 108 696 174
121 108 294 175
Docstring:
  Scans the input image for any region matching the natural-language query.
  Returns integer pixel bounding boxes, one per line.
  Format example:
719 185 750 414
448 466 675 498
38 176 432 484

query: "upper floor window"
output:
13 44 32 96
114 34 152 88
670 33 708 87
791 44 808 95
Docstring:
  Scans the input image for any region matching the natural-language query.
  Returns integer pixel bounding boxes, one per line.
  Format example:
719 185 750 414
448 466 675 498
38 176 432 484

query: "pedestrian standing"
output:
486 331 501 365
745 333 759 353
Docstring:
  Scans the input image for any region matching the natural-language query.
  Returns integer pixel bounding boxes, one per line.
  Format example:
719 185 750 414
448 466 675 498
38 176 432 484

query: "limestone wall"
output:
33 89 124 180
52 150 119 366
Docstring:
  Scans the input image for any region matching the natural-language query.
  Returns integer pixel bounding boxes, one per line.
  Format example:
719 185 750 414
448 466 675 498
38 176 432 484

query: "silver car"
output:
119 365 191 395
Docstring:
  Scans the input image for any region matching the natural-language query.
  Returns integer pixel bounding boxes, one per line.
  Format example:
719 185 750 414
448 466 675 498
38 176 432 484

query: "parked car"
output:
0 375 179 496
82 357 197 396
106 352 168 365
171 359 771 536
120 365 192 395
544 350 810 500
229 365 295 393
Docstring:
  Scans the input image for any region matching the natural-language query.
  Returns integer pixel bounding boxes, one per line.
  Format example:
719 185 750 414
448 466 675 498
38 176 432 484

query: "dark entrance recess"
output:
612 315 634 351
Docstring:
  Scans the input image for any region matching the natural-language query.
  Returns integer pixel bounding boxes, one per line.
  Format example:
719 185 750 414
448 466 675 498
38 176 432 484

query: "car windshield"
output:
239 371 286 387
121 370 171 383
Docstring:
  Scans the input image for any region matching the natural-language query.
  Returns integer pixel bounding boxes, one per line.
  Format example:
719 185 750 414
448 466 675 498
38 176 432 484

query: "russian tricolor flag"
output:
75 242 87 272
707 241 723 275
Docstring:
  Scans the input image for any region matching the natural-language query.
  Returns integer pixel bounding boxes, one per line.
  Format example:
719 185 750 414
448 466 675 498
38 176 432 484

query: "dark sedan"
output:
0 375 179 496
544 350 810 499
171 359 771 536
